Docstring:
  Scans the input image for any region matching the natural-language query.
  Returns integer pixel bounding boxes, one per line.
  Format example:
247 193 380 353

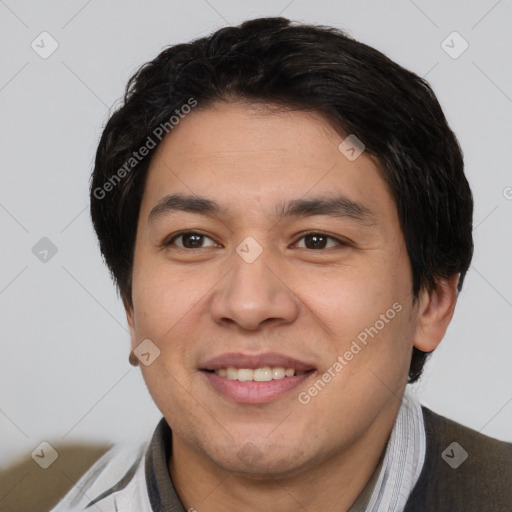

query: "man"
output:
51 16 511 512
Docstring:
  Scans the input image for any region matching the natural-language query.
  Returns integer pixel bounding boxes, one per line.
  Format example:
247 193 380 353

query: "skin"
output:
125 101 458 512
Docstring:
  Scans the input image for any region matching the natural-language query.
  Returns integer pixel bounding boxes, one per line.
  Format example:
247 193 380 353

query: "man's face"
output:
127 101 422 476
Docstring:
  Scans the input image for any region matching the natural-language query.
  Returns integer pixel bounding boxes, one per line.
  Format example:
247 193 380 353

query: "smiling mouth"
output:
204 367 313 382
199 352 317 403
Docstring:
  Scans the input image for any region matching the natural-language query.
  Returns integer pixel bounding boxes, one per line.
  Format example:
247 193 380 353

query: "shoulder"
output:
422 406 512 455
49 440 150 512
405 406 512 511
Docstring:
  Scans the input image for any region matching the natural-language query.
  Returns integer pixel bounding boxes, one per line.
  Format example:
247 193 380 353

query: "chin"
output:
202 435 311 478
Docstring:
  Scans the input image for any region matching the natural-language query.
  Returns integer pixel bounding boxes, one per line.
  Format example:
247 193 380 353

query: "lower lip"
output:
201 371 315 404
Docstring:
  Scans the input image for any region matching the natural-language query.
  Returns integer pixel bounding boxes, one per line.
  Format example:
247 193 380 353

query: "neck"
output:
169 398 402 512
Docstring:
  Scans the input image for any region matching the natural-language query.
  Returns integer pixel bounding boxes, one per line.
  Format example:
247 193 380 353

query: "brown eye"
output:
295 232 346 250
166 232 217 249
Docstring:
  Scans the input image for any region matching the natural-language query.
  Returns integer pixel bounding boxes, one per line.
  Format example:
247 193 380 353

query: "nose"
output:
210 245 299 331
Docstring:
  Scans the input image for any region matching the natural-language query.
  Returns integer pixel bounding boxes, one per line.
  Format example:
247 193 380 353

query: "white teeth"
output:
253 367 272 382
214 366 300 381
237 369 254 382
226 367 238 380
272 367 285 379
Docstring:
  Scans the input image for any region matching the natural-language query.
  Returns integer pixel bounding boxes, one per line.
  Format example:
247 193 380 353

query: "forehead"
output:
140 101 396 225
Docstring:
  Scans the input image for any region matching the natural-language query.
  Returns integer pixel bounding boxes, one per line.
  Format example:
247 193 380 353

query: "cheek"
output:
301 258 414 386
131 259 200 339
305 261 408 336
130 253 225 373
138 362 197 434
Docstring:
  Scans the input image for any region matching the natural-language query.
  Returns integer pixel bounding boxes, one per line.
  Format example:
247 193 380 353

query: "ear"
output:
413 274 459 353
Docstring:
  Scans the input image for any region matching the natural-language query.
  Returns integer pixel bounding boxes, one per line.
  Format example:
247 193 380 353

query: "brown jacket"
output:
404 407 512 511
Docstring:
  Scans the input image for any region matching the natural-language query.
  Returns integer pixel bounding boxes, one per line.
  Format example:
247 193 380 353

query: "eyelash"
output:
163 230 349 250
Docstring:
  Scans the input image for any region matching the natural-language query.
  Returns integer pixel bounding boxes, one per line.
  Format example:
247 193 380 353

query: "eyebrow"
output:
148 193 376 225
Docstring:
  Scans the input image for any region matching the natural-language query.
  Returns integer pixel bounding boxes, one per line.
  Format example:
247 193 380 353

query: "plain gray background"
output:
1 0 511 469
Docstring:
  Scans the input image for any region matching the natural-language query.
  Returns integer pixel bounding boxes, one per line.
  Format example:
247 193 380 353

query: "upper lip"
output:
200 352 316 372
